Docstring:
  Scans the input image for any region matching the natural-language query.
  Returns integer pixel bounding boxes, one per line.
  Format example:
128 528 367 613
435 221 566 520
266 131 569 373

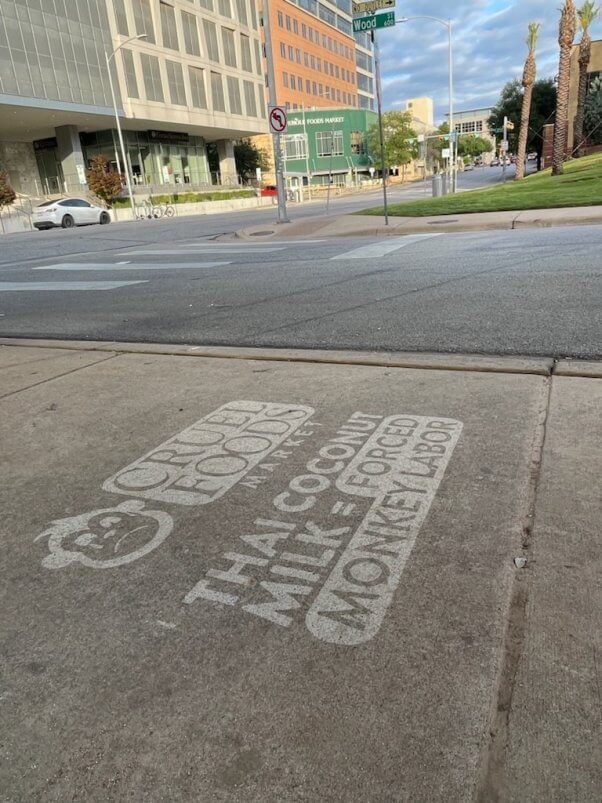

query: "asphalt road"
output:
2 165 599 360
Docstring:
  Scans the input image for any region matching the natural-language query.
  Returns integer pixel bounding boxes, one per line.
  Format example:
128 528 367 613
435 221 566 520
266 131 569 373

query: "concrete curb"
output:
232 207 602 241
0 337 561 376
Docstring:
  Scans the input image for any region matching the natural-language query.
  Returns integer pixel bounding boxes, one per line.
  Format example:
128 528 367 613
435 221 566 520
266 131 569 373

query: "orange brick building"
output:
261 0 375 112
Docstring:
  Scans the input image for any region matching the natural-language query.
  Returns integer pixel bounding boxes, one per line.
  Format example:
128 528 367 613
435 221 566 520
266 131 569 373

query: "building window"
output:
166 60 187 105
203 20 220 62
235 0 248 27
302 23 307 38
243 80 257 116
283 133 308 160
286 16 291 31
304 53 309 67
283 73 289 88
306 79 311 93
296 48 301 64
218 0 232 18
227 75 242 114
288 45 294 60
222 28 237 68
132 0 155 43
211 71 226 111
113 0 129 36
198 0 213 9
240 35 253 72
254 40 262 75
189 66 207 108
278 11 284 27
316 131 343 157
121 49 139 99
293 19 298 34
280 42 286 58
160 2 179 51
141 53 163 101
290 75 296 90
182 12 201 57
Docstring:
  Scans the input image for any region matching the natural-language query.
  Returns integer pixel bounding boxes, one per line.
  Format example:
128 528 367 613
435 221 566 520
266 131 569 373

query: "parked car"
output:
32 198 111 230
527 152 538 161
490 157 501 167
260 185 278 197
463 162 474 171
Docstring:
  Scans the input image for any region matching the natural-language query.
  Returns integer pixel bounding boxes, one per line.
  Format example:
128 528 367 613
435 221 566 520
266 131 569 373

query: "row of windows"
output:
0 1 114 107
122 48 262 117
113 0 260 70
454 120 485 133
282 130 344 159
280 73 356 106
283 0 374 53
276 9 353 58
278 42 355 85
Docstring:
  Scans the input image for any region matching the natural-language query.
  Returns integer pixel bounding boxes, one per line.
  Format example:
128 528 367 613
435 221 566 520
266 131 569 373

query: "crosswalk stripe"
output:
0 281 148 292
330 234 443 260
116 248 283 255
33 263 230 271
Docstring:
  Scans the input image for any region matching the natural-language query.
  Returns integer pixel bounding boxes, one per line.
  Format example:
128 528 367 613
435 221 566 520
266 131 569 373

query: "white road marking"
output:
0 281 147 291
115 249 283 256
331 234 443 260
33 263 229 271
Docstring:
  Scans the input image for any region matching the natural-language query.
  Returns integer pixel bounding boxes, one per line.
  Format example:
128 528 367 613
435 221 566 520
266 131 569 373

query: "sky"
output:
379 0 578 121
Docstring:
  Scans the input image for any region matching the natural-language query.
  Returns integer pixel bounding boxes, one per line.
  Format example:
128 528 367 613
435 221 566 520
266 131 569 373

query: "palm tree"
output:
552 0 577 175
573 2 600 156
516 23 540 180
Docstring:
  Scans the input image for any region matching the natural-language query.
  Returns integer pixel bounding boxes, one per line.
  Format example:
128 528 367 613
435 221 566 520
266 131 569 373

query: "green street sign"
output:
352 11 395 33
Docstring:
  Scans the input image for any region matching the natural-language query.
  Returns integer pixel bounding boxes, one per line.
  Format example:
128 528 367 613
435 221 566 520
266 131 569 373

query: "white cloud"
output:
377 0 588 119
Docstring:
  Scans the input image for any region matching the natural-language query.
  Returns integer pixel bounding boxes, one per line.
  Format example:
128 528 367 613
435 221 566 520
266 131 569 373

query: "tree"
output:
516 23 540 180
0 171 16 212
86 155 123 207
367 111 418 180
584 74 602 144
552 0 577 175
457 135 493 159
574 2 600 155
489 79 557 170
234 139 270 182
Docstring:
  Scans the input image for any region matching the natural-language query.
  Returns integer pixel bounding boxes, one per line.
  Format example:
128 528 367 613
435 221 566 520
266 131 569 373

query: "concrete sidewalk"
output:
1 340 600 802
234 204 602 240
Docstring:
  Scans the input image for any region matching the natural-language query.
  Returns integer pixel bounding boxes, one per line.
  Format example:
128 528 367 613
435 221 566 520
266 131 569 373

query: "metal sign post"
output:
262 1 289 224
372 29 389 225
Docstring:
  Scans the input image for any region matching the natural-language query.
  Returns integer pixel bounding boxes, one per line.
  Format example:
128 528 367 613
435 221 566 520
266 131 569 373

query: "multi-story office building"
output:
0 0 267 194
404 97 434 134
445 107 496 148
264 0 375 112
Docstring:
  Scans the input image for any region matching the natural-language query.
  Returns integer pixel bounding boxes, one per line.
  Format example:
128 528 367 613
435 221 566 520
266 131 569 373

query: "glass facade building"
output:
0 0 267 194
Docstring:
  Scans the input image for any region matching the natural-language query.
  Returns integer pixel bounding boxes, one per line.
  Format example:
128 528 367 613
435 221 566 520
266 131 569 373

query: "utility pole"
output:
502 115 508 182
262 0 289 223
372 30 389 225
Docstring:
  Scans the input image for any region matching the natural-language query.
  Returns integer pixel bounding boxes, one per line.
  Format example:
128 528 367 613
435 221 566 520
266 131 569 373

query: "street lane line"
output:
33 262 230 271
331 234 443 260
0 281 148 291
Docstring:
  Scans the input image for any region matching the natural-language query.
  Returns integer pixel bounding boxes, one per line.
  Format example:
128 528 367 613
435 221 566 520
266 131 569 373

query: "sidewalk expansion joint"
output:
475 375 553 803
0 351 118 400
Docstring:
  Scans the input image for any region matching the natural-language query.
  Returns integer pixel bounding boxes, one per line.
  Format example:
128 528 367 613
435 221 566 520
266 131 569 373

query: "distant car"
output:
527 152 538 161
463 162 474 171
260 185 278 197
32 198 111 230
490 157 501 167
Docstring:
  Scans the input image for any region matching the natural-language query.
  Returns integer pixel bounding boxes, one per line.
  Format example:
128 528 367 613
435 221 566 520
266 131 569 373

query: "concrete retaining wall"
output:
112 195 276 221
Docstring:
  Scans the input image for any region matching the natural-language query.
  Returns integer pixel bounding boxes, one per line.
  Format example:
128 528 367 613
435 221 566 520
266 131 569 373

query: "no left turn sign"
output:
268 105 288 134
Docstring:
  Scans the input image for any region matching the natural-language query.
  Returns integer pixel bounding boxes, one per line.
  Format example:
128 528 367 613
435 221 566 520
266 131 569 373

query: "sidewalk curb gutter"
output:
231 206 602 241
5 337 601 377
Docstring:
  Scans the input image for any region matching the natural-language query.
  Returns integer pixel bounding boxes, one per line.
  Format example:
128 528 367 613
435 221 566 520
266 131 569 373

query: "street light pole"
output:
397 16 455 193
262 0 289 223
105 34 146 220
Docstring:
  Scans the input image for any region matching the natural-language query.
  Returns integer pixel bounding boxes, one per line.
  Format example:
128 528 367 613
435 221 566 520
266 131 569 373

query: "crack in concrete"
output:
475 373 554 802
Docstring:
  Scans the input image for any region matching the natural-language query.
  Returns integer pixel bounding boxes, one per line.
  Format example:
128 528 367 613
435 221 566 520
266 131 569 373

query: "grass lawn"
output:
360 153 602 217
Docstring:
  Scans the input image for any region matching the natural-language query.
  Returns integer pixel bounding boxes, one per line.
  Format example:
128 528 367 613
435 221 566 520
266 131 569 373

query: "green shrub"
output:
113 189 256 208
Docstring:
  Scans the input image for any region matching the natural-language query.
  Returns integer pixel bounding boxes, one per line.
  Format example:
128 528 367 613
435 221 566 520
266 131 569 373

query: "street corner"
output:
0 350 549 799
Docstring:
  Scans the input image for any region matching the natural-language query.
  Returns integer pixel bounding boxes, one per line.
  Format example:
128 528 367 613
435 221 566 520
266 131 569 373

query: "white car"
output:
32 198 111 230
